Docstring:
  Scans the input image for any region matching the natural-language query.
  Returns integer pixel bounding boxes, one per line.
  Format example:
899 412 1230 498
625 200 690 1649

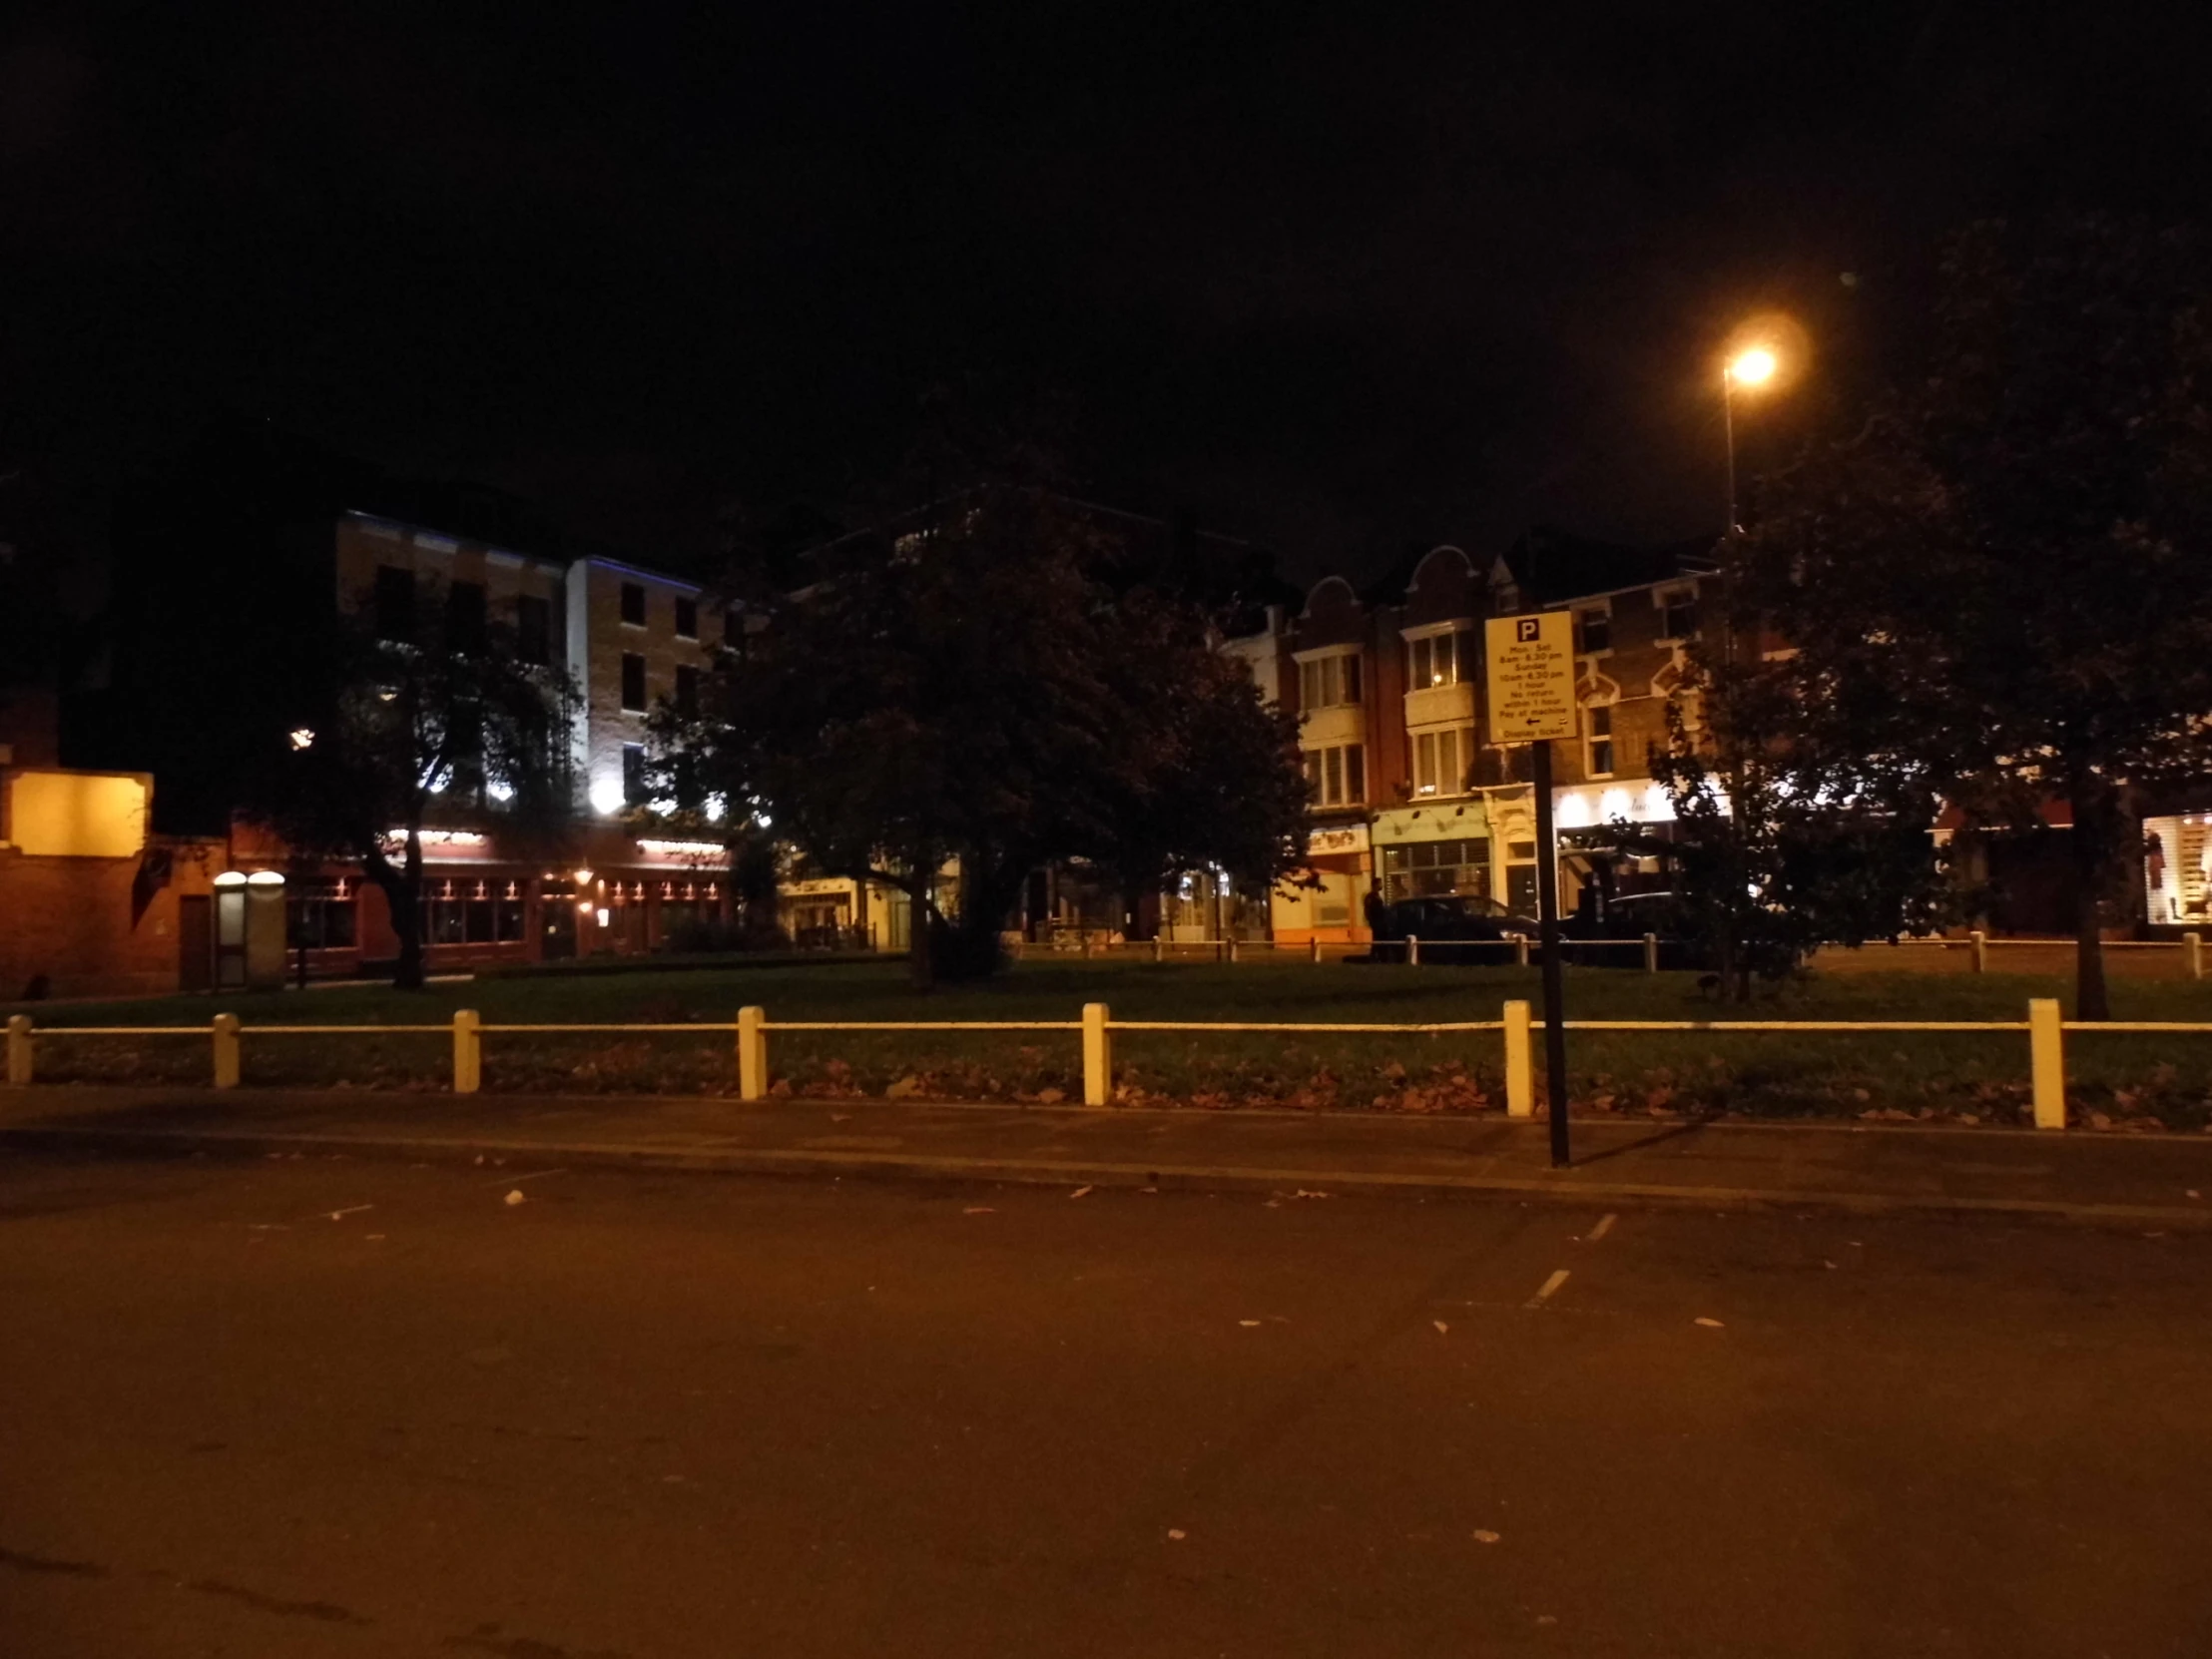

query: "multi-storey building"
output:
1249 529 1720 944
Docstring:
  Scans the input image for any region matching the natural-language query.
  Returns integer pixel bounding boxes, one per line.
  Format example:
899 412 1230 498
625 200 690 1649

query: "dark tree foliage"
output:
1619 625 1953 1000
240 582 579 988
675 484 1309 985
1744 216 2212 1018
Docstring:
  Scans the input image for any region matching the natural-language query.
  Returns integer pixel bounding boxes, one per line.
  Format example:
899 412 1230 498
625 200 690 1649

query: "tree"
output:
1620 603 1953 1000
677 484 1310 985
1081 589 1312 934
242 581 579 988
1746 217 2212 1018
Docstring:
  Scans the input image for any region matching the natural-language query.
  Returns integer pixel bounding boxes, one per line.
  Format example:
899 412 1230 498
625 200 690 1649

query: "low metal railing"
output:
8 997 2207 1130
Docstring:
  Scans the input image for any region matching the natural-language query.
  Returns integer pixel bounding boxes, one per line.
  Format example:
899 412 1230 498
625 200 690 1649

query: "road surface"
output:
4 1151 2208 1657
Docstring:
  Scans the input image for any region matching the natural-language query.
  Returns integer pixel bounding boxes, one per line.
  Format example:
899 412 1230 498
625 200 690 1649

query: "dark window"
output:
1576 609 1611 655
1661 590 1698 640
446 581 486 654
1345 744 1366 803
673 753 700 810
675 597 699 639
674 664 700 720
620 653 647 713
464 900 495 942
374 566 415 641
495 898 525 941
516 594 551 665
620 582 647 626
622 743 647 805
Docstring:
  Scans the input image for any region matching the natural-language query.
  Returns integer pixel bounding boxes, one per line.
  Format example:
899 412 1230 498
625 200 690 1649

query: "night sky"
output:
6 2 2210 592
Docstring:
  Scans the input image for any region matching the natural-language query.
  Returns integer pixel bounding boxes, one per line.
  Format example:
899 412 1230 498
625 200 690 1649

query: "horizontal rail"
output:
763 1021 1083 1032
24 1026 214 1037
240 1025 453 1036
483 1022 737 1034
1110 1020 1503 1033
2063 1021 2212 1033
1557 1019 2034 1033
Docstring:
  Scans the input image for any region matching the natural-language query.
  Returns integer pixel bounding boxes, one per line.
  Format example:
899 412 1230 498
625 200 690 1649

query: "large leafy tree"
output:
1622 606 1953 1000
678 484 1309 985
1746 216 2212 1019
242 581 579 988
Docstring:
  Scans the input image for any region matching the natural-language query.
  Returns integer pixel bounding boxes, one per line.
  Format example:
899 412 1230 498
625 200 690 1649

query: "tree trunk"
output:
2069 795 2111 1022
365 837 427 991
905 879 935 990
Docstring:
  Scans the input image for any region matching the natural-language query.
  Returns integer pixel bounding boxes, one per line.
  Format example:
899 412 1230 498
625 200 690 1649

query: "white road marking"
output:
1587 1213 1617 1242
1524 1269 1571 1309
489 1168 569 1187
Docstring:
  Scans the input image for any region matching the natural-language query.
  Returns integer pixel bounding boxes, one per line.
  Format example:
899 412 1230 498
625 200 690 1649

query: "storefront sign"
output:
1484 612 1578 744
1309 825 1371 855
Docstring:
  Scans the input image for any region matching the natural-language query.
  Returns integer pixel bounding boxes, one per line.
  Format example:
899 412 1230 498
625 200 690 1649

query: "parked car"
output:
1564 890 1708 969
1373 893 1538 945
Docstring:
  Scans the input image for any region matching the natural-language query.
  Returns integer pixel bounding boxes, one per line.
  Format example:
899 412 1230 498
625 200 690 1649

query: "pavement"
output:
7 1083 2212 1228
5 1151 2212 1656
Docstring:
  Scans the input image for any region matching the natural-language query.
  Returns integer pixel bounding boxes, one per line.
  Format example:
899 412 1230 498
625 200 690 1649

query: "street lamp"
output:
1721 345 1780 535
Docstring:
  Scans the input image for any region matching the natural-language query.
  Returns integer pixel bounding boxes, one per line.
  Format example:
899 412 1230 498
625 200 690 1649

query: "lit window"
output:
1586 704 1615 778
1299 653 1363 710
1407 629 1470 689
1302 743 1366 807
1413 726 1471 796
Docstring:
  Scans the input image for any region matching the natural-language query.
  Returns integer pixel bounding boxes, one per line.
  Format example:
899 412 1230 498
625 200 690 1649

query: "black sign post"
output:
1529 738 1571 1167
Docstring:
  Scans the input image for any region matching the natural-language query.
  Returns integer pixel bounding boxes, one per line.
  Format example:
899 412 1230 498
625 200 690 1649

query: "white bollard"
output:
738 1005 769 1101
2028 997 2065 1130
2188 931 2203 981
1227 936 1240 964
1504 1000 1534 1117
452 1008 482 1094
1514 933 1530 969
5 1014 31 1086
1081 933 1093 960
1152 936 1164 964
1407 934 1420 968
1309 936 1322 964
212 1013 241 1089
1082 1002 1112 1107
1643 932 1659 974
1969 929 1987 973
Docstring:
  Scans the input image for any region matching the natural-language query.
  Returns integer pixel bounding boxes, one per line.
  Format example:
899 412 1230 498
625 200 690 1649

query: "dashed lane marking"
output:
1524 1269 1571 1310
1587 1212 1617 1242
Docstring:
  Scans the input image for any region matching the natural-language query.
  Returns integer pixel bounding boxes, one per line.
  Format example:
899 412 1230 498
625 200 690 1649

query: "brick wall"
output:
0 839 225 1000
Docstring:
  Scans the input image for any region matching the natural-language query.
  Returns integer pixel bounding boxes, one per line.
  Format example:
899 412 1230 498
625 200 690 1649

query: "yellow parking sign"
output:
1484 611 1578 745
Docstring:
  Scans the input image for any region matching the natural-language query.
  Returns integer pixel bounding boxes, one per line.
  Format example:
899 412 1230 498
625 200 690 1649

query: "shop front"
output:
1550 782 1679 916
1370 800 1496 919
1269 823 1373 943
2142 811 2212 930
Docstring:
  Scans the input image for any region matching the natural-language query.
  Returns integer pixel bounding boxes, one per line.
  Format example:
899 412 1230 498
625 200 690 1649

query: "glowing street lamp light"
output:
1726 346 1777 388
1721 338 1787 534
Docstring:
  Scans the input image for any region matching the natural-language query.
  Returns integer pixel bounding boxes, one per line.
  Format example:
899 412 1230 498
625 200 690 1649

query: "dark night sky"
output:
6 2 2211 592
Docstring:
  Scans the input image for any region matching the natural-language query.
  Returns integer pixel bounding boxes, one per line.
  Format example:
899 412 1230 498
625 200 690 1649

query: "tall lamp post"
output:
1713 340 1781 998
1721 345 1777 533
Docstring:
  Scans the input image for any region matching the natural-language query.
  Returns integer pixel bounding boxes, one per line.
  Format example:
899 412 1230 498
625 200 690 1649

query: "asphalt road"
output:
4 1154 2209 1658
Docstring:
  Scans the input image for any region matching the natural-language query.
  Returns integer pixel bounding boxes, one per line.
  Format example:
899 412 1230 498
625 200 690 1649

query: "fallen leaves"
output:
1069 1186 1093 1199
1694 1317 1725 1329
503 1190 527 1207
1432 1320 1449 1336
1471 1529 1501 1544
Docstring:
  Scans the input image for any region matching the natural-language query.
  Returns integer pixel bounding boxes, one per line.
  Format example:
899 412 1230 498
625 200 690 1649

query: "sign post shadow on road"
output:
1485 611 1578 1167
